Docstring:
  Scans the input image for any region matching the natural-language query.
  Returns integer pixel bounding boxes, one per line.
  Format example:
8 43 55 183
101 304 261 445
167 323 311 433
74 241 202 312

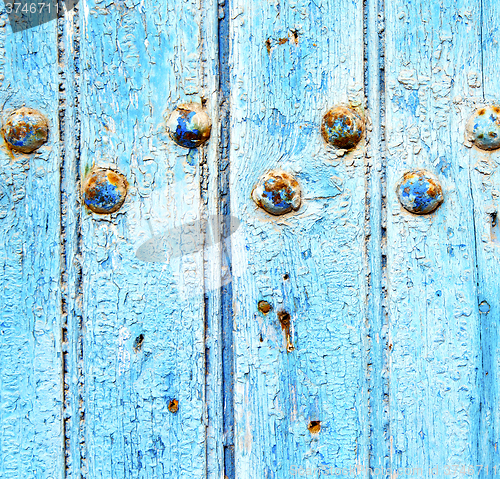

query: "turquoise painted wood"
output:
2 0 500 477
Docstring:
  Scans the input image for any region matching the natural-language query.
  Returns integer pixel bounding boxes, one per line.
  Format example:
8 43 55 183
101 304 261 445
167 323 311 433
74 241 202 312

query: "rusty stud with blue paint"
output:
166 103 211 148
396 170 444 215
2 107 49 153
252 170 301 216
321 106 364 150
466 105 500 151
82 168 128 214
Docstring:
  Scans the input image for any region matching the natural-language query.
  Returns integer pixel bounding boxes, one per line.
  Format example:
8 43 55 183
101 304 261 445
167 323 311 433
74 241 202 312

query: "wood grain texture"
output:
0 14 64 479
228 0 367 476
385 0 482 475
75 0 219 476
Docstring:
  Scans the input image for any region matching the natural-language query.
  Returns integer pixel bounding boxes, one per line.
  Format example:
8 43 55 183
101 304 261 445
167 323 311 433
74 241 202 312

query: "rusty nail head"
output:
166 103 211 149
82 167 128 214
2 107 49 153
168 399 179 413
308 421 321 434
258 300 272 314
252 170 301 216
466 105 500 151
321 106 364 150
396 170 444 215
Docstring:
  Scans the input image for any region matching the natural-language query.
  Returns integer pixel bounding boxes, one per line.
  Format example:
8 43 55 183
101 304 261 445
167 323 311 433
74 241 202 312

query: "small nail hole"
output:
283 273 289 281
491 212 500 244
133 334 145 352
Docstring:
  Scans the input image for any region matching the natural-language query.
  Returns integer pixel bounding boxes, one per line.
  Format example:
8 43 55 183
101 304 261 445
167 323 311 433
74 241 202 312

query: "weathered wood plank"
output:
0 13 64 479
385 0 482 475
228 0 367 476
76 0 219 476
472 1 500 474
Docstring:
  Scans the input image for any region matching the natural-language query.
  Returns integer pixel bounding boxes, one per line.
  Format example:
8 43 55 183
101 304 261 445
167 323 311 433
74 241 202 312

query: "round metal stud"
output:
82 168 128 214
396 170 444 215
166 103 211 148
2 107 48 153
321 106 364 150
252 170 301 216
466 105 500 151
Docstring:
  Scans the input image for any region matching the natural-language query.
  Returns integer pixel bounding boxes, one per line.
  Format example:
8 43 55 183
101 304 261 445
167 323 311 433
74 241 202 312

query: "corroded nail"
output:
2 107 48 153
168 399 179 414
166 103 211 148
396 170 444 215
277 310 294 352
82 168 128 214
466 105 500 151
321 106 364 150
258 300 272 314
308 421 321 434
252 170 301 216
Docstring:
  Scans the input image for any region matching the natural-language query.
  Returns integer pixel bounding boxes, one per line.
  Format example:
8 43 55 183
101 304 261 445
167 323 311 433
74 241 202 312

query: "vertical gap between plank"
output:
218 0 235 475
57 4 70 472
364 0 389 473
58 1 85 477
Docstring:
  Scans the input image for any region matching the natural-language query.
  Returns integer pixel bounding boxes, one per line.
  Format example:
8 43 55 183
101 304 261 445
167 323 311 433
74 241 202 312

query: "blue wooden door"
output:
1 0 499 477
